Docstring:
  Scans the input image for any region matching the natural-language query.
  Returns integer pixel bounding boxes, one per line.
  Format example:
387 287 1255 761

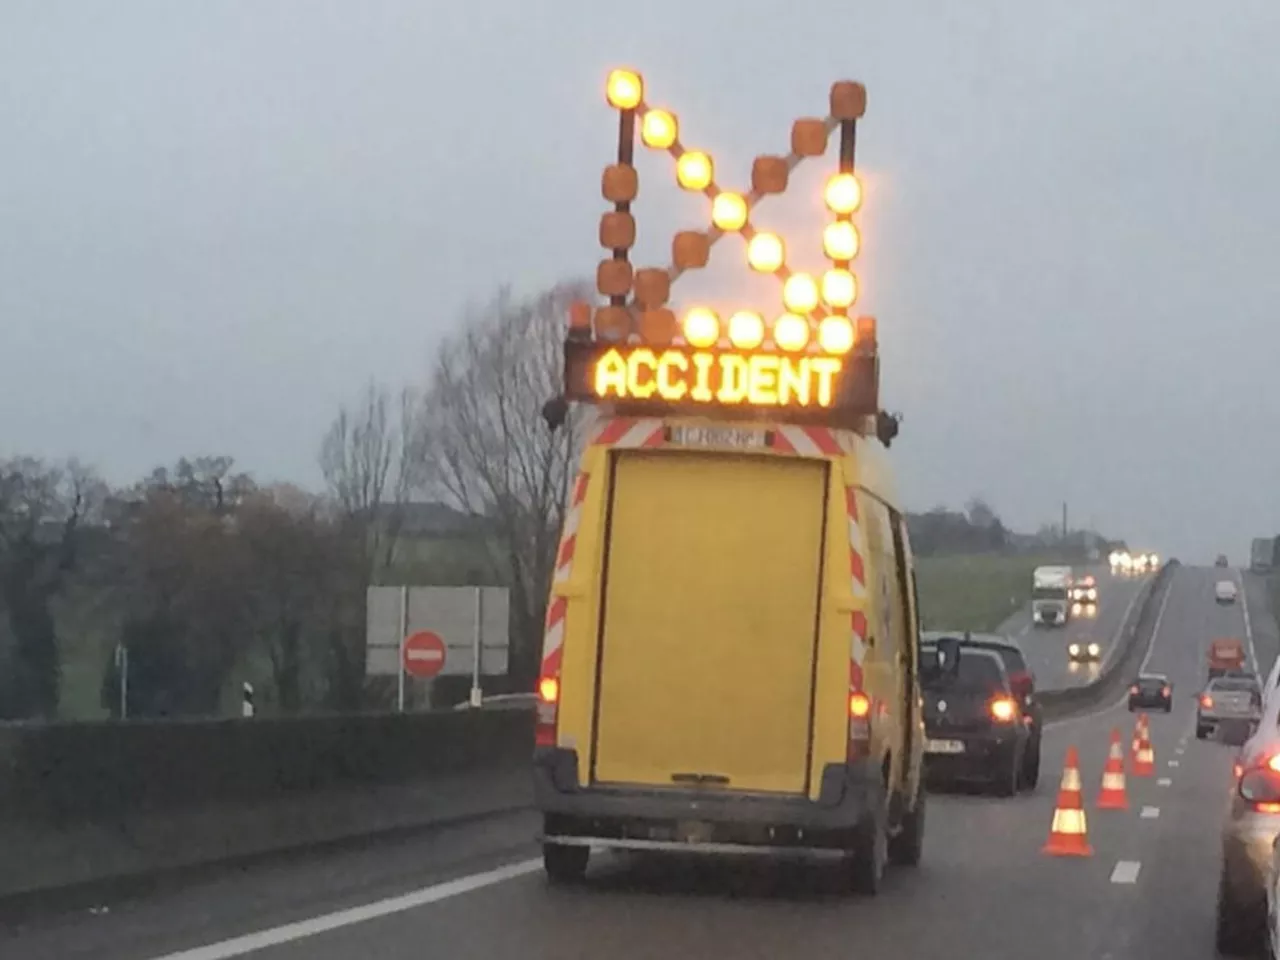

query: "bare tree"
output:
0 457 105 718
318 380 427 708
320 378 426 578
418 281 591 683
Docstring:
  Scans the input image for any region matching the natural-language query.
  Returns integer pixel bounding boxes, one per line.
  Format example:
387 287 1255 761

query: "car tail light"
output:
535 675 560 748
1201 694 1213 709
989 696 1018 723
1162 686 1171 698
848 692 872 760
1130 685 1139 695
1239 756 1280 812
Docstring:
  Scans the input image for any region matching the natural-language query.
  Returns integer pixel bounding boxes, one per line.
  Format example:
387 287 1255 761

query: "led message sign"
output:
564 341 877 424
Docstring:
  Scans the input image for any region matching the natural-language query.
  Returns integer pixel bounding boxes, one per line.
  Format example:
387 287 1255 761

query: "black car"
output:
1128 673 1173 712
922 631 1042 788
920 644 1034 796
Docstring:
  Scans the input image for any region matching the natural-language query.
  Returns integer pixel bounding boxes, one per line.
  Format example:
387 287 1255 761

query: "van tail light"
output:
989 696 1018 723
535 675 560 748
1201 694 1213 709
848 692 872 761
1238 755 1280 812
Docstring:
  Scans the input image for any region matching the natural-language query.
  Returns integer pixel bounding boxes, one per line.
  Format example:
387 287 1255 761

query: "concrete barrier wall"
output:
0 562 1180 903
0 708 535 901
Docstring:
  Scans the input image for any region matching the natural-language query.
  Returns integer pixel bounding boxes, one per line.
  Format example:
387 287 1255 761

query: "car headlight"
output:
1088 643 1100 656
1069 644 1080 655
1087 589 1097 601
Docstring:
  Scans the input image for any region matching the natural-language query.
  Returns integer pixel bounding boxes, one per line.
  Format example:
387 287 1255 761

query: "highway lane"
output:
1103 563 1277 958
5 565 1275 960
996 564 1151 691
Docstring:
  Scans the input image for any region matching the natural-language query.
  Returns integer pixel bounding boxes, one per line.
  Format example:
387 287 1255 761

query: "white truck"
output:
1032 565 1073 628
1251 537 1273 575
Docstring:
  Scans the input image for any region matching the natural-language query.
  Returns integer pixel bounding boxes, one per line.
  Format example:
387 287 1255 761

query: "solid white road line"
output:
1140 806 1160 819
1138 571 1176 673
145 858 543 960
1158 777 1172 786
1110 860 1142 884
1101 582 1150 672
1237 568 1260 672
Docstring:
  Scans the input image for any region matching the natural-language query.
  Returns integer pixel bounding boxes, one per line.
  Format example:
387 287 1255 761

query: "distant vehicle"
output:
1128 674 1172 712
1219 691 1280 954
1252 538 1274 575
1031 565 1072 627
920 645 1033 796
1217 580 1240 605
921 631 1041 788
1069 574 1098 604
1067 640 1101 663
1197 675 1262 740
1070 599 1098 620
1217 554 1230 568
1208 637 1248 680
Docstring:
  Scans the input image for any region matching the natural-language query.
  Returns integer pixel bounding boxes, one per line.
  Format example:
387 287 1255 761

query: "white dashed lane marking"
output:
1110 861 1142 884
1168 760 1180 767
1158 778 1172 786
1141 806 1160 819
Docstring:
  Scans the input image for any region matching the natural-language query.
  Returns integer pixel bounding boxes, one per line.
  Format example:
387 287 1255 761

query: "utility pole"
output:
1062 501 1068 541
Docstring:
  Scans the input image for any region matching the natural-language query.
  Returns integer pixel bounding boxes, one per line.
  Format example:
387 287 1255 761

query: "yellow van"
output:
532 412 927 894
537 65 920 892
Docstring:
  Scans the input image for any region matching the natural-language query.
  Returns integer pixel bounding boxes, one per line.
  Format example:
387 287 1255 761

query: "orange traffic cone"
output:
1043 745 1093 856
1133 719 1156 777
1131 716 1152 768
1096 729 1129 810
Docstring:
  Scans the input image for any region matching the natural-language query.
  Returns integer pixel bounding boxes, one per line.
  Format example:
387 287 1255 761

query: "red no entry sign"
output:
402 630 447 678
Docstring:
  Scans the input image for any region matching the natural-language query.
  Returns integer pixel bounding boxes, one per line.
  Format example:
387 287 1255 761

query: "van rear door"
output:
591 451 828 796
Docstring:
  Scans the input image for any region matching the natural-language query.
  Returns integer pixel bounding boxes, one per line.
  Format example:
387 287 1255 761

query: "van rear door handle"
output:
671 772 731 786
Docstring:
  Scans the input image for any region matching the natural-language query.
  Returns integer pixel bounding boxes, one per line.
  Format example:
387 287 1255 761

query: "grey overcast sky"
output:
2 1 1279 562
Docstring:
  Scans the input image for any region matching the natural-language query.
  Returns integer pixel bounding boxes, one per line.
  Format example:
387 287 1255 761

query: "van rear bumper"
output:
533 747 881 851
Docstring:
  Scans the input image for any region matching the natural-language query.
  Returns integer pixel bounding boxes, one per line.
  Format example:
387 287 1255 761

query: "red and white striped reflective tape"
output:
588 416 666 449
771 425 847 457
846 487 869 692
541 473 588 683
553 473 590 585
540 594 566 681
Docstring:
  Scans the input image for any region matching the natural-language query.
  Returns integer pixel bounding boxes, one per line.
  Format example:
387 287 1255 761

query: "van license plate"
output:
926 739 964 754
669 426 766 450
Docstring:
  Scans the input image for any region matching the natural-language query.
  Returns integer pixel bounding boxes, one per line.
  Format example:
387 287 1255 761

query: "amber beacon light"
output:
563 69 884 430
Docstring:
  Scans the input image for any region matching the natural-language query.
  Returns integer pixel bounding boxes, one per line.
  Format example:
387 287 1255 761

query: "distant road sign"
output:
402 631 447 679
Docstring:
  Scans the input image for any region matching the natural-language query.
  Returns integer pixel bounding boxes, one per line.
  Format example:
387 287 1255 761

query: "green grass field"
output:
915 554 1047 633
